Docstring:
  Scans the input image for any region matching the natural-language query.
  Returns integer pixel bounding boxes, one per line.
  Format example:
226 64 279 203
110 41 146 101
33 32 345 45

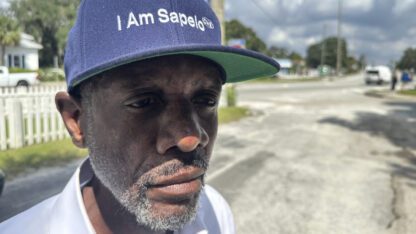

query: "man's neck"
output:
82 176 169 234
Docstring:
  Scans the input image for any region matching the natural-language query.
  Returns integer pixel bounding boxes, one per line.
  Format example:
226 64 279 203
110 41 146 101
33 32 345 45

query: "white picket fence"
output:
0 84 69 150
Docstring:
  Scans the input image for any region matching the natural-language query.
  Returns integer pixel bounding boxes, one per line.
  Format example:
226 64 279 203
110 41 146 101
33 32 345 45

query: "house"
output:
274 58 293 76
1 33 42 70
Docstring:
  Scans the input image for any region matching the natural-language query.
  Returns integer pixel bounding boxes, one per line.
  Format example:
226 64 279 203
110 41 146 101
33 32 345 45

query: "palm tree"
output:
0 15 20 66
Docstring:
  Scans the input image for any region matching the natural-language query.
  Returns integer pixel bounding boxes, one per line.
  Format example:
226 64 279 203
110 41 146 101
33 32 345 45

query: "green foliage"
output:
226 85 237 107
218 107 250 124
398 89 416 96
246 76 322 83
306 37 348 69
0 139 87 179
10 0 79 67
225 19 267 53
38 68 65 82
397 48 416 71
358 54 366 70
267 46 289 58
0 13 20 66
8 67 37 73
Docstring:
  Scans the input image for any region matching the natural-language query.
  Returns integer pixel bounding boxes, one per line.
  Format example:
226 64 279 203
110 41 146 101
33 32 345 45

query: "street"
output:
209 74 416 234
2 74 416 234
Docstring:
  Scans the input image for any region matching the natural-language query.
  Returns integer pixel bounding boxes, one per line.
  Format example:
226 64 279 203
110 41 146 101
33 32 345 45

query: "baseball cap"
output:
64 0 280 92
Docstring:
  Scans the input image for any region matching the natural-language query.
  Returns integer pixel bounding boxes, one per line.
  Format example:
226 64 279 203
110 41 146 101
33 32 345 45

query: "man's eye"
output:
193 96 217 107
127 97 159 108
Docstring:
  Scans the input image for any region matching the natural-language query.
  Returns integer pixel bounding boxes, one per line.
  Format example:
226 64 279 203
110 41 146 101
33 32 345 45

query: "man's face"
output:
81 55 222 231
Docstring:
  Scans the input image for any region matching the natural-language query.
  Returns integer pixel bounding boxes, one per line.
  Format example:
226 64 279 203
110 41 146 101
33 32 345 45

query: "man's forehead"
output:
100 55 223 89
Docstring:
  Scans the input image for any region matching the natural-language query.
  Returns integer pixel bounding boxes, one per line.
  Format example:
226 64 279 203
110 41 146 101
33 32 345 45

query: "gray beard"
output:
83 97 205 231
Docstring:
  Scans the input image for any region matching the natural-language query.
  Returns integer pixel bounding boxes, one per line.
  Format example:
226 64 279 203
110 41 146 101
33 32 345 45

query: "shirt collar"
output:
47 158 207 234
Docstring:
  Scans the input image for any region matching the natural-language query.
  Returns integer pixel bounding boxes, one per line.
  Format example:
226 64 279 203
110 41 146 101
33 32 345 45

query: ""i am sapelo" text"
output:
117 8 215 32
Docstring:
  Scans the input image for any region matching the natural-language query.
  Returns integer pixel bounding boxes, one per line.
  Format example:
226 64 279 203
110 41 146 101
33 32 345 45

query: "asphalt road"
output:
208 74 416 234
2 74 416 234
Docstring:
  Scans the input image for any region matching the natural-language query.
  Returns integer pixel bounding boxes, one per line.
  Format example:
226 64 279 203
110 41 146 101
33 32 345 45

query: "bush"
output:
226 84 237 107
8 67 37 73
38 68 65 82
218 106 250 124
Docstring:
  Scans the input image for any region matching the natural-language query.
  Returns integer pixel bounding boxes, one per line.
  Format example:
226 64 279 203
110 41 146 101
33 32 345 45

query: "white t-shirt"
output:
0 159 235 234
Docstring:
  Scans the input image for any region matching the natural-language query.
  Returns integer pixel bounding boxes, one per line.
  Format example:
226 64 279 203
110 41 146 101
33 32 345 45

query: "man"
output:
0 0 279 233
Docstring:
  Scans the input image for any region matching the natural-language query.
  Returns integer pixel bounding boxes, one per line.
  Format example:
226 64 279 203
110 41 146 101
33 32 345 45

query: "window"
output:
13 55 20 68
7 55 12 67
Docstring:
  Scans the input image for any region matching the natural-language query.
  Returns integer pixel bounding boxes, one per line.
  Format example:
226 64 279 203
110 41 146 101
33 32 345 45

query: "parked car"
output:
364 66 392 85
0 66 39 87
0 169 4 196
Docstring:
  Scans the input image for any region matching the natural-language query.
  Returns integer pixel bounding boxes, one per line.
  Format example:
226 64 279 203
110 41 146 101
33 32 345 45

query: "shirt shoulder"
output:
200 185 235 234
0 195 58 234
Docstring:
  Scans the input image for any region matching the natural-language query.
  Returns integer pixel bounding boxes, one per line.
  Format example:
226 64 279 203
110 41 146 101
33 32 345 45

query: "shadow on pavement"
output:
318 101 416 182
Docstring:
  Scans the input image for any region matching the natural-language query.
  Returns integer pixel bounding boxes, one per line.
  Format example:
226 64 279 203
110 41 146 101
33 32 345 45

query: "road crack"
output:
386 174 401 230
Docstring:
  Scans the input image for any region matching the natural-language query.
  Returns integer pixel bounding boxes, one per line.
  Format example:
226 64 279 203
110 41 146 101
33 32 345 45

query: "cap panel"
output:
64 0 280 91
64 0 86 86
173 0 221 44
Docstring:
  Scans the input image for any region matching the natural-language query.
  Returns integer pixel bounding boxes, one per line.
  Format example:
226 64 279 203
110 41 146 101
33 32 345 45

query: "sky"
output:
1 0 414 66
225 0 416 66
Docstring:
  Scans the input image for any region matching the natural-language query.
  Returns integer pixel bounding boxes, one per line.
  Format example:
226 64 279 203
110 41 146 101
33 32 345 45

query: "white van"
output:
364 66 392 85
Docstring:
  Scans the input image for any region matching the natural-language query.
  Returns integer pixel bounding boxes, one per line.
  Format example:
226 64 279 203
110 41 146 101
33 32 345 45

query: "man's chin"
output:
132 193 200 231
149 194 200 216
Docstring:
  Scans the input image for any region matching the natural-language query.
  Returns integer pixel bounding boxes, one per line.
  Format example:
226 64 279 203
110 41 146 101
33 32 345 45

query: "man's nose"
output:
156 102 209 155
177 136 200 152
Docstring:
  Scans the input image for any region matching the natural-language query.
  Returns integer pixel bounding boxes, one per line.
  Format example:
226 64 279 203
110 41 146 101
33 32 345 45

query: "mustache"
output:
134 147 209 185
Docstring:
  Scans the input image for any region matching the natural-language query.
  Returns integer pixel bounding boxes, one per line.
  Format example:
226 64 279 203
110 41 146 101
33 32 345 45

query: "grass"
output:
218 106 250 124
0 106 250 179
398 89 416 97
244 76 323 83
0 139 87 179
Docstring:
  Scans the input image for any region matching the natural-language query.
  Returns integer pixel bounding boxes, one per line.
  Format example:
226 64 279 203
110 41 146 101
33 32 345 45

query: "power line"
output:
247 0 280 25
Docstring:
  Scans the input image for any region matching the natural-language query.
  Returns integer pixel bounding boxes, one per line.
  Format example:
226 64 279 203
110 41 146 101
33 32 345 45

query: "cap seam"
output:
171 0 183 44
80 0 87 72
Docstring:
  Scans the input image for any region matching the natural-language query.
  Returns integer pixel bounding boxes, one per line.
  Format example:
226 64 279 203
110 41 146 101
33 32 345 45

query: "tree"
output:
289 52 303 63
10 0 79 67
357 54 366 70
267 46 289 58
225 19 267 53
397 48 416 71
306 37 348 69
0 14 20 66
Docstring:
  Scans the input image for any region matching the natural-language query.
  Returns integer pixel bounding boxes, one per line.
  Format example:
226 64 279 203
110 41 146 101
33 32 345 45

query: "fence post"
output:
0 100 6 150
27 98 34 146
10 100 24 149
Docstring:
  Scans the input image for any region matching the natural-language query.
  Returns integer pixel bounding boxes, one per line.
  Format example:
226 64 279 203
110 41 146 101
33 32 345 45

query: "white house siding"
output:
1 33 42 71
4 47 40 70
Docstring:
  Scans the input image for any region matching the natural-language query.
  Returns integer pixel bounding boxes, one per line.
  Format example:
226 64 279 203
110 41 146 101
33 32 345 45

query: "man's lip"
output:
146 167 205 202
148 167 205 187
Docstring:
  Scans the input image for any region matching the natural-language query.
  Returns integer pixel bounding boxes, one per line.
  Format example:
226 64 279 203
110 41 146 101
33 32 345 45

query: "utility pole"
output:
336 0 343 76
210 0 226 45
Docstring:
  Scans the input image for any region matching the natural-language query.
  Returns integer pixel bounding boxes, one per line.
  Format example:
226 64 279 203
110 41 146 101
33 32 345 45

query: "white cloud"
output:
393 0 416 14
268 29 289 44
280 0 304 12
344 0 374 12
226 0 416 65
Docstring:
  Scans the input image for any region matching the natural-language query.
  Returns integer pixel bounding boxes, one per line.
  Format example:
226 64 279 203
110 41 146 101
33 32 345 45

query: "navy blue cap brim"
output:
68 45 280 92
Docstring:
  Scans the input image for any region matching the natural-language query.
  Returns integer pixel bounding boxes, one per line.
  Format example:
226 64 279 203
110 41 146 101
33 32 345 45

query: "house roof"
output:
19 33 43 50
274 58 292 69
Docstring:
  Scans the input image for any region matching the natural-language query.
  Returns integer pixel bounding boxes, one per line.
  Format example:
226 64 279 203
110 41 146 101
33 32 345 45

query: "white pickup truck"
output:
0 66 39 87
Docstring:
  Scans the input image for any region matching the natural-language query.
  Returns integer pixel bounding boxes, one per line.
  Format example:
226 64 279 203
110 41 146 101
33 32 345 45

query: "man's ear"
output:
55 91 86 148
